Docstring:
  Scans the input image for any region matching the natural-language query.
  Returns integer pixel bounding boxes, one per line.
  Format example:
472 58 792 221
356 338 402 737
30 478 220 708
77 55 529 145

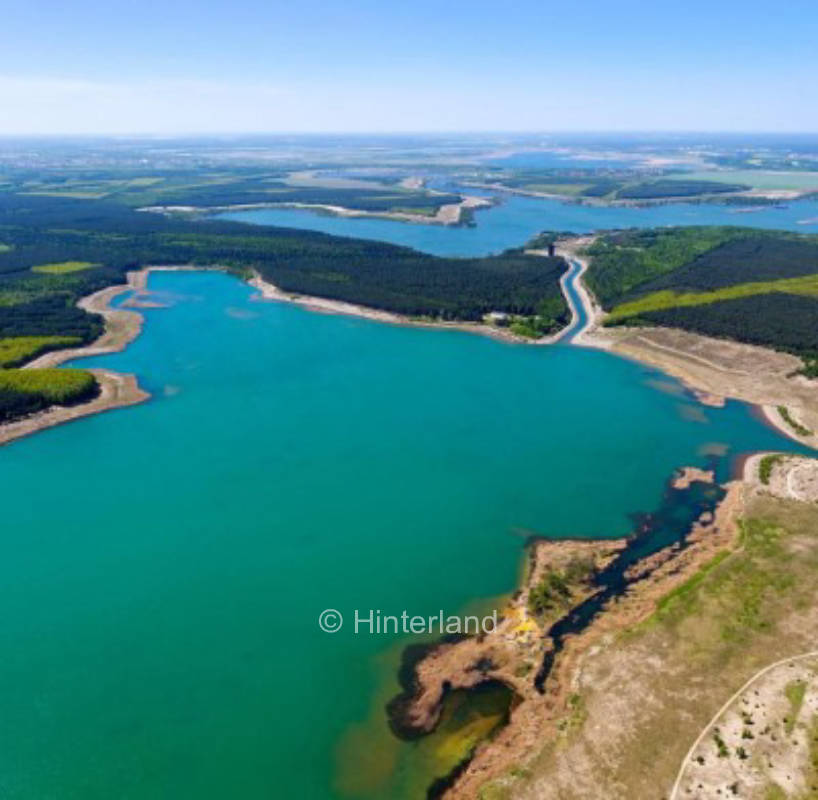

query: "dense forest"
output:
0 195 569 321
584 226 748 307
627 236 818 294
587 226 818 372
0 368 99 422
0 193 569 422
614 179 748 200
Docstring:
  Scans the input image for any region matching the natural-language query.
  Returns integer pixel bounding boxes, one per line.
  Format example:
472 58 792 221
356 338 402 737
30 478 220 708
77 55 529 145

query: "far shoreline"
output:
3 244 816 457
0 260 570 447
140 192 494 228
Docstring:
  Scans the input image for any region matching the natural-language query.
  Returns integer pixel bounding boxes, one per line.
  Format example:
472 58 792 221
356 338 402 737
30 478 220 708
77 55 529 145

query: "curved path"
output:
668 650 818 800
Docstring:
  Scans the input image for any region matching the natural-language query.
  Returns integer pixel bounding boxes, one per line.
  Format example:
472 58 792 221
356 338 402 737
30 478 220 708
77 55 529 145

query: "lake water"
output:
216 193 818 257
0 196 811 799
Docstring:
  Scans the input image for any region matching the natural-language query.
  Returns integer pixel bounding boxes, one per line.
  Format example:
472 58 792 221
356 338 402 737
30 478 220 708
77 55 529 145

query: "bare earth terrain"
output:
457 487 818 800
591 325 818 449
671 654 818 799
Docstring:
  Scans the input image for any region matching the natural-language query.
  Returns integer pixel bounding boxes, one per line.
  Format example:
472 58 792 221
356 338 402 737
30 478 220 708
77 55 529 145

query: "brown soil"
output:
397 469 742 799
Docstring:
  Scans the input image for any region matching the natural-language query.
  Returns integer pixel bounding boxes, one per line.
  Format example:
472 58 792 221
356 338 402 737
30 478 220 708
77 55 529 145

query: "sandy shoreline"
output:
397 469 747 799
0 253 576 447
595 326 818 450
462 180 811 207
0 268 161 448
0 258 570 447
247 271 557 345
4 240 816 457
555 238 818 451
141 192 494 228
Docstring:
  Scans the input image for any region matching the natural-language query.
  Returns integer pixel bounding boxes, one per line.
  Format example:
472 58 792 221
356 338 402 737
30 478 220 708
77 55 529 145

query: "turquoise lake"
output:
0 198 812 799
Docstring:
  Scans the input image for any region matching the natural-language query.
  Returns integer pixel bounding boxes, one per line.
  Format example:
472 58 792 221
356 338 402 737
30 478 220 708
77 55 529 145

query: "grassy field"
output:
0 367 99 422
481 494 818 800
30 261 99 274
0 335 82 368
389 206 439 217
0 368 97 399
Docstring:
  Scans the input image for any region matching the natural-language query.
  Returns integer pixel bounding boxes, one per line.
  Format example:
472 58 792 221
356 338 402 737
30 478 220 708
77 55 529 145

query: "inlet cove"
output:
0 263 805 799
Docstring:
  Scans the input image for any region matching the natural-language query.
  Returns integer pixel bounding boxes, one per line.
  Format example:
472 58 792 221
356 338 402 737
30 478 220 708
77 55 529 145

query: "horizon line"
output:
1 129 817 139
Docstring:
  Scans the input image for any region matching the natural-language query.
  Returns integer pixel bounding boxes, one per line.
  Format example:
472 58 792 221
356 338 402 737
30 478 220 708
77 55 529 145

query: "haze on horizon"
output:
1 0 817 136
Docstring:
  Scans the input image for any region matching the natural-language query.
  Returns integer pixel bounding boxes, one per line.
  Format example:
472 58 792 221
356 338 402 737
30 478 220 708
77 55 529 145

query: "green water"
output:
0 265 807 799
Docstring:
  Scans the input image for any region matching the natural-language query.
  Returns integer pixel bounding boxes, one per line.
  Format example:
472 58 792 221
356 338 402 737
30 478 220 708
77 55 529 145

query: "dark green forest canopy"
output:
622 293 818 368
587 225 818 370
614 179 749 200
585 226 818 307
0 368 99 423
0 192 569 423
0 194 569 331
627 236 818 295
474 168 748 201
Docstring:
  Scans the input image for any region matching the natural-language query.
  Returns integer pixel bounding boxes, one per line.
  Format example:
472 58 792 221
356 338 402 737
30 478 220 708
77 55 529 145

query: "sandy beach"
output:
0 369 147 447
247 271 556 345
141 192 493 227
556 237 818 450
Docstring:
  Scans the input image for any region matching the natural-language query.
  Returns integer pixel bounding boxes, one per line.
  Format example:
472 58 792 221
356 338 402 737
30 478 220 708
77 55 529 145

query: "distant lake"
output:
217 193 818 257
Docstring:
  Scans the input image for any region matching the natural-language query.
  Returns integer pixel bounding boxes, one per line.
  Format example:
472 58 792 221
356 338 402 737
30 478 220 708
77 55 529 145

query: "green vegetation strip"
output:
0 336 82 368
650 517 795 641
783 680 807 734
778 406 813 438
608 273 818 321
759 455 784 485
0 368 98 422
0 368 96 400
615 179 748 200
584 227 746 307
31 261 99 274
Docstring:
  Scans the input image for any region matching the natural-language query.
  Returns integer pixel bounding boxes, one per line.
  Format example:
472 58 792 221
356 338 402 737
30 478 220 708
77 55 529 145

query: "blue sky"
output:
1 0 817 134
